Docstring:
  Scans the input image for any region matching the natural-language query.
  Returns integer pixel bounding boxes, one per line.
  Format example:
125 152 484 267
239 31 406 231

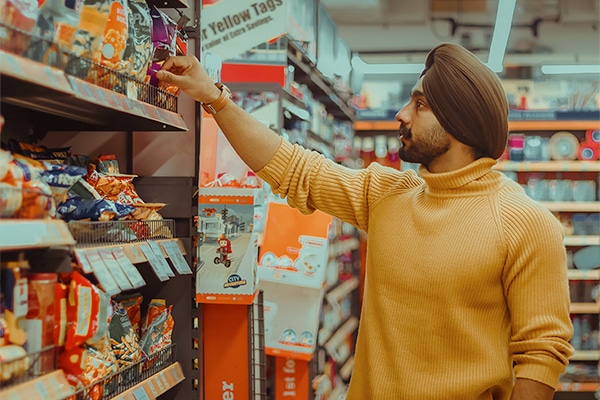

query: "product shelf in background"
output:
570 350 600 361
326 276 360 304
494 161 600 172
0 219 76 251
556 382 600 392
564 236 600 247
339 355 355 382
567 269 600 280
353 119 600 132
540 202 600 213
287 41 355 122
570 302 600 314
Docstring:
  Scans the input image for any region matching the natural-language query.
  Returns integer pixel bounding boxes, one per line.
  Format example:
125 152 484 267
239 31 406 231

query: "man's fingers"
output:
156 70 182 85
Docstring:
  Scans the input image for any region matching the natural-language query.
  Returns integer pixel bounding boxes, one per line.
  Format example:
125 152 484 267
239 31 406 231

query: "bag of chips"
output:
140 298 174 356
108 301 142 370
0 0 39 54
146 6 178 93
116 293 142 339
65 272 111 350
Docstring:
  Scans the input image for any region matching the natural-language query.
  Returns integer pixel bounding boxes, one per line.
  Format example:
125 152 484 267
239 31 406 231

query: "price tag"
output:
153 375 165 392
138 242 170 281
0 52 21 76
146 378 159 396
74 249 94 273
99 249 134 291
35 380 50 397
159 371 170 389
85 251 121 295
148 241 175 277
161 241 192 274
132 387 151 400
112 248 146 288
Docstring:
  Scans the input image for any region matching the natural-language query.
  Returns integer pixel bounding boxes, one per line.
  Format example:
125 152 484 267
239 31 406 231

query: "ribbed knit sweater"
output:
257 140 574 399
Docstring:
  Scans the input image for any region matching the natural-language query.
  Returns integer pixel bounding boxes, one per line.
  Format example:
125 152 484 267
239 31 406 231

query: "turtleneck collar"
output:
418 157 502 194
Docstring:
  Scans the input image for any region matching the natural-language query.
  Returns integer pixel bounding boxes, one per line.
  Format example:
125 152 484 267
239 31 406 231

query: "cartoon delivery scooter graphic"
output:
214 234 232 268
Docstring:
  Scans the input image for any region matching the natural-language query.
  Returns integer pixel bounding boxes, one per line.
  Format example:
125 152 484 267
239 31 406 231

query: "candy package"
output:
39 163 88 206
146 6 178 94
123 0 152 82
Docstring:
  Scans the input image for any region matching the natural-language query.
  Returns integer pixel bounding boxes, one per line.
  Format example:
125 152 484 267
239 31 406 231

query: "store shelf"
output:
570 302 600 314
570 351 600 361
282 88 306 108
556 382 600 392
110 362 185 400
283 99 311 121
567 269 600 280
564 236 600 247
540 202 600 212
287 41 355 122
508 120 600 131
353 119 600 132
0 369 74 400
0 50 187 132
495 161 600 172
324 316 359 352
339 355 355 381
327 276 360 304
330 237 360 258
0 219 76 251
76 238 186 264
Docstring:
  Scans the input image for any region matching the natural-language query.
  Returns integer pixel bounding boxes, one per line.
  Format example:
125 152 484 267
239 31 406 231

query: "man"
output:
157 43 573 399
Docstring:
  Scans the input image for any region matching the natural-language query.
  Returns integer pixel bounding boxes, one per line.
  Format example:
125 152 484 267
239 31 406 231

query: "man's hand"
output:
510 378 555 400
156 56 221 104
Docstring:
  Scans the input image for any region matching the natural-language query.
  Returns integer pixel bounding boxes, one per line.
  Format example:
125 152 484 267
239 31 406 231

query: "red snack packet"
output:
65 272 110 350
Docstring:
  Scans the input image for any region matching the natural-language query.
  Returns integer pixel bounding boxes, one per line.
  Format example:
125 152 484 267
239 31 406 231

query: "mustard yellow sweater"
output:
257 140 574 400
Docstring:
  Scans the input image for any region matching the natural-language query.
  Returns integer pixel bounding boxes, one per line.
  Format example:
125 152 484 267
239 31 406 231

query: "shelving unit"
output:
0 50 187 132
0 16 194 399
0 370 74 400
0 219 75 251
540 202 600 213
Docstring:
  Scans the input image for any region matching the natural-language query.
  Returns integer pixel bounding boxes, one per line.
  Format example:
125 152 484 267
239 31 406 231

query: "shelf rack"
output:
0 219 76 251
540 202 600 213
0 23 187 132
494 161 600 172
570 302 599 314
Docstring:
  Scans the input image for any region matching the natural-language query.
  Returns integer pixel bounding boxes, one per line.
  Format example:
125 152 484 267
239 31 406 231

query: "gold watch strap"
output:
201 83 231 114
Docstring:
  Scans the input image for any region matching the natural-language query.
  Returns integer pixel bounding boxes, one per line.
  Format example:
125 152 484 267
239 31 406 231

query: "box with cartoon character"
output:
257 202 333 359
196 187 264 305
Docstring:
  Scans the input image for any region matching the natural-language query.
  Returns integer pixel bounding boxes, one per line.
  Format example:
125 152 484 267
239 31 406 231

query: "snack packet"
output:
140 299 174 356
116 293 142 339
108 301 143 369
123 0 152 82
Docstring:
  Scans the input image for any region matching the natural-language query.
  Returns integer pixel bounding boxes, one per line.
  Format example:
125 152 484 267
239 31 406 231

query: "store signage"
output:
274 357 309 399
202 0 286 60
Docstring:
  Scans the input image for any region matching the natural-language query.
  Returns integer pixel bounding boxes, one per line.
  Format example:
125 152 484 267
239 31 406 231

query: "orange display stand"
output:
274 357 310 399
203 303 252 399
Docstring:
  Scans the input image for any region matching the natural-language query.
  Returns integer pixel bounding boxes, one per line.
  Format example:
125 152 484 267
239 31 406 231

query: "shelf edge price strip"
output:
138 242 171 281
113 247 147 288
160 240 192 275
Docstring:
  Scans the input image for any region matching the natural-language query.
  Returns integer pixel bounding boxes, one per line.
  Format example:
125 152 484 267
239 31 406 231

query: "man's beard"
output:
398 124 451 166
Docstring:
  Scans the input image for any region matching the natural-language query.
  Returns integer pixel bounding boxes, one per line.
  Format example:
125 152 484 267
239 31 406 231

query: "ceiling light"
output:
351 55 423 74
486 0 517 73
541 65 600 74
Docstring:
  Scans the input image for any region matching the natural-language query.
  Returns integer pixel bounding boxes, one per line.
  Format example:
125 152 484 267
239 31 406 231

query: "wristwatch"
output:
201 83 231 114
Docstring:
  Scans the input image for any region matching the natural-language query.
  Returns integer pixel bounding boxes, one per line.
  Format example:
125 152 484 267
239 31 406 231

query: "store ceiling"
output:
321 0 600 68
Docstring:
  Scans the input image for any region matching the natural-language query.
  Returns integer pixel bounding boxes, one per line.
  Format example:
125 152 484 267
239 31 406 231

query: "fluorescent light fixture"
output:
351 0 516 75
541 65 600 74
351 55 424 74
486 0 517 73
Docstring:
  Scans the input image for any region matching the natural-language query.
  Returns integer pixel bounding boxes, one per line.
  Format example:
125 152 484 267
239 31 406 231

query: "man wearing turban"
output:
158 43 573 399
